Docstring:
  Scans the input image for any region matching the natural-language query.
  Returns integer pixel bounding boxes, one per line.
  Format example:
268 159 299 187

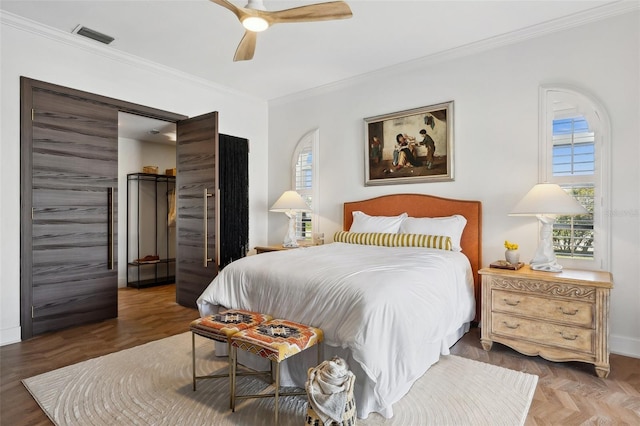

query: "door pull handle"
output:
108 187 114 270
203 188 213 267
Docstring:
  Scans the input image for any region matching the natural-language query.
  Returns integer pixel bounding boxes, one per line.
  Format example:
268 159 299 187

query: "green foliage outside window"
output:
553 185 594 259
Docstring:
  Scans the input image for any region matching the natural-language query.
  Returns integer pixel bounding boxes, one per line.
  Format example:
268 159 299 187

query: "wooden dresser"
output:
479 265 613 378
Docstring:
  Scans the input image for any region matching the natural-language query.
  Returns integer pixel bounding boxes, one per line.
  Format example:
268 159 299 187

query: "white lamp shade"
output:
510 183 587 216
270 190 311 212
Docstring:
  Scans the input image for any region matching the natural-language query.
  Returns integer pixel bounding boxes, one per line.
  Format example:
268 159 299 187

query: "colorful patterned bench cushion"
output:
333 231 453 251
231 319 324 363
190 310 273 342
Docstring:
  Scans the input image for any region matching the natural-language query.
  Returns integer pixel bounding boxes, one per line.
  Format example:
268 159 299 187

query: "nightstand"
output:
255 245 301 254
479 265 613 378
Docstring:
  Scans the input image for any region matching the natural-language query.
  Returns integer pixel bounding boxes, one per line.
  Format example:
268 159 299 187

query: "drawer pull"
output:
560 332 578 341
503 298 520 306
502 321 520 330
559 307 578 316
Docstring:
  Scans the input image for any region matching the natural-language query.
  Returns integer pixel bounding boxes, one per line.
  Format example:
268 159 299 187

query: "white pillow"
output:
349 211 408 234
399 214 467 252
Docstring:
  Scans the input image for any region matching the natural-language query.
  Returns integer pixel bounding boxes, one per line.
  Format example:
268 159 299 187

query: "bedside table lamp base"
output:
529 215 563 272
282 213 298 248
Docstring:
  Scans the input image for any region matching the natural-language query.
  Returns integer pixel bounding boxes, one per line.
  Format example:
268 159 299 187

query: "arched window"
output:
291 129 319 243
539 85 611 269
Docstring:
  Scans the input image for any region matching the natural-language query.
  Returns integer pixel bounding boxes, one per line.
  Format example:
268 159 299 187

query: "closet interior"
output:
126 172 176 288
119 112 177 289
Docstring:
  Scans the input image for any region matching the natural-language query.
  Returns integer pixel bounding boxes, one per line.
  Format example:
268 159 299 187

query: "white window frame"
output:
539 85 611 270
291 128 319 243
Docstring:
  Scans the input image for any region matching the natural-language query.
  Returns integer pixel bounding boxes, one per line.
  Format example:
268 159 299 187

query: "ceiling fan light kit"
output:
210 0 352 61
242 16 269 32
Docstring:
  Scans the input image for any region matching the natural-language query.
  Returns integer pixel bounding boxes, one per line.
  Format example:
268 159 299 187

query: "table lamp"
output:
270 190 311 248
509 183 587 272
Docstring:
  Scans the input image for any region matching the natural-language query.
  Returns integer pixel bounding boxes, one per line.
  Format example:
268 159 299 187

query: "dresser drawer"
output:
492 312 594 353
492 289 593 327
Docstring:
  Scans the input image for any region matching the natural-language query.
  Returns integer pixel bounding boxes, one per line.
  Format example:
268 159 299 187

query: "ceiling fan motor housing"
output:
245 0 266 11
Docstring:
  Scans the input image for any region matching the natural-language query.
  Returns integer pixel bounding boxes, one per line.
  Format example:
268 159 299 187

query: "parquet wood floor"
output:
451 329 640 425
1 284 639 425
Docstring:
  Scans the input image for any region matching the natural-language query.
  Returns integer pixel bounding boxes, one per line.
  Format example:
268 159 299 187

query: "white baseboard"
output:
610 334 640 359
118 276 128 288
0 326 21 347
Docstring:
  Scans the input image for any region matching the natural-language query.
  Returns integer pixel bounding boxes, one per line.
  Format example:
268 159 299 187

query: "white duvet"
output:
197 242 475 419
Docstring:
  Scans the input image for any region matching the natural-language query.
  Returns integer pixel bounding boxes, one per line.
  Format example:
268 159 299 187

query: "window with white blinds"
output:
294 146 313 241
291 129 319 243
540 85 610 269
552 117 595 176
552 117 595 260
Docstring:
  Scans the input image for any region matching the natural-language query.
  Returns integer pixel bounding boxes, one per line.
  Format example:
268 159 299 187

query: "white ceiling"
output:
2 0 627 101
2 0 630 140
118 112 177 144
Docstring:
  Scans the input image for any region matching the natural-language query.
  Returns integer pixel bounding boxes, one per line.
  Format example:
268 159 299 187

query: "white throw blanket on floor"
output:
306 357 355 424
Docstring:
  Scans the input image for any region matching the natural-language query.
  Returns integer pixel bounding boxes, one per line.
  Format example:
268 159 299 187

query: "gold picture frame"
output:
364 101 454 186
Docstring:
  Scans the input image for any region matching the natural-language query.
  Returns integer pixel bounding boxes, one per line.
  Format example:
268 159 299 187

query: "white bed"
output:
196 194 482 419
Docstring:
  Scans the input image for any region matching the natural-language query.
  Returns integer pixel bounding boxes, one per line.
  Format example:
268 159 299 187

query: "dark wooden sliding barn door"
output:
175 112 219 308
21 79 119 338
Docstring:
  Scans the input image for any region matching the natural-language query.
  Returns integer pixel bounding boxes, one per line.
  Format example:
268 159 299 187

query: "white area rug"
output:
23 332 537 425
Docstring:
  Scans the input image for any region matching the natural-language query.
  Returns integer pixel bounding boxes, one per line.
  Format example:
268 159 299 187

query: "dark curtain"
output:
219 134 249 268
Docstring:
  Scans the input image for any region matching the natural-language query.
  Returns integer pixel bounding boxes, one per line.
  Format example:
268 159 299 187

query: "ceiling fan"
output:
210 0 353 61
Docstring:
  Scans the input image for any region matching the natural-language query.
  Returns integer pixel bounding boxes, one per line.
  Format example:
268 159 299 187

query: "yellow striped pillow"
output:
333 231 453 251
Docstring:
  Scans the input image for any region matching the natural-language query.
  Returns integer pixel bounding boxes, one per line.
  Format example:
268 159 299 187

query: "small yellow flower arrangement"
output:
504 240 519 251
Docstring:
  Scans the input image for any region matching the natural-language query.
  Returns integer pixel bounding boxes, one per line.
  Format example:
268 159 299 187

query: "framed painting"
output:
364 101 454 186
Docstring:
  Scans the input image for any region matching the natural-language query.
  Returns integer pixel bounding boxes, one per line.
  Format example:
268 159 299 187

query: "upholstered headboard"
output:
344 194 482 322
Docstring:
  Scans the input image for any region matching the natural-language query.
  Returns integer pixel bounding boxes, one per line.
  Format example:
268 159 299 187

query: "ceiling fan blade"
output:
264 1 352 24
234 30 258 61
212 0 351 61
209 0 248 20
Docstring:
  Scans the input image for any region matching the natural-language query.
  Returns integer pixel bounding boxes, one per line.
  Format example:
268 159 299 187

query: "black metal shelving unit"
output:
127 173 176 288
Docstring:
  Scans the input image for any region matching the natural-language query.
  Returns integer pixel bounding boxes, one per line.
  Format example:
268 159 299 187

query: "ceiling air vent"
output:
72 25 114 45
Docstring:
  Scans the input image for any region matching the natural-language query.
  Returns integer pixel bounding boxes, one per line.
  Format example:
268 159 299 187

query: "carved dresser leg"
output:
481 339 493 351
595 366 610 379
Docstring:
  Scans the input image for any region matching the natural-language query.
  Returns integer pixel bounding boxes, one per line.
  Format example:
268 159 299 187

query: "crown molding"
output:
270 1 639 106
2 2 637 106
0 10 263 103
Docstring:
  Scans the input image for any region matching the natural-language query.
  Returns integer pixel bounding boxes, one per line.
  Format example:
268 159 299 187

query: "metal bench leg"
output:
192 332 196 391
231 345 237 412
227 341 233 409
270 359 274 384
274 361 280 426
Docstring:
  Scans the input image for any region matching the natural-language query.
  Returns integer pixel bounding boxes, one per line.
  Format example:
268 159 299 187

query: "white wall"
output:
268 12 640 357
0 14 269 345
